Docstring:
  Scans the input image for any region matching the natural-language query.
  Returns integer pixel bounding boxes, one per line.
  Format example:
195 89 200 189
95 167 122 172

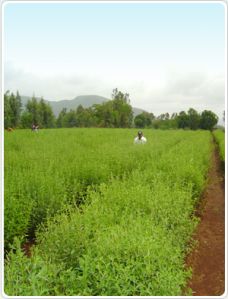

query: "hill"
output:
21 95 145 117
49 95 108 115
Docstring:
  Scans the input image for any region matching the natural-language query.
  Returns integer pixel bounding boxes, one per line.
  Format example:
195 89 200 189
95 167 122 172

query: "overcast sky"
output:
3 1 226 123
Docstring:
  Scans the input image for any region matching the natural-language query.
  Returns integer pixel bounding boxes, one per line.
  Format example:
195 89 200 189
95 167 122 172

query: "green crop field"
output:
4 128 213 296
213 129 225 162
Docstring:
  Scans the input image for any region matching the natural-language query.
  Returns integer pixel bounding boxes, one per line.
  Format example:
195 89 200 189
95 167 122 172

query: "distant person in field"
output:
32 124 39 132
134 131 147 144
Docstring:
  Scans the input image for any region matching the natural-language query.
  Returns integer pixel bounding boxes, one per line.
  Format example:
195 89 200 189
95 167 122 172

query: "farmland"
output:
213 129 225 162
4 128 213 296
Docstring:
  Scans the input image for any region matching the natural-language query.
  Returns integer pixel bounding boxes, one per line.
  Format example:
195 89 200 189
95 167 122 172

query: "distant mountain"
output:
132 107 146 116
49 95 109 116
20 95 145 117
21 96 41 106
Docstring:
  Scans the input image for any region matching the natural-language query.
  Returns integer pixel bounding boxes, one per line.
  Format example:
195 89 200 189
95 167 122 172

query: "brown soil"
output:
186 144 225 296
21 239 35 258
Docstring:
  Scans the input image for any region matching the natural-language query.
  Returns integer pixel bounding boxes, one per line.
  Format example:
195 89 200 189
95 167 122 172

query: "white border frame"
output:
1 0 227 298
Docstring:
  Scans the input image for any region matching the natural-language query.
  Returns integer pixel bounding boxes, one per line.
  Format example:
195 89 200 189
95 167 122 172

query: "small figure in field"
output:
32 124 39 132
7 127 13 132
134 131 147 144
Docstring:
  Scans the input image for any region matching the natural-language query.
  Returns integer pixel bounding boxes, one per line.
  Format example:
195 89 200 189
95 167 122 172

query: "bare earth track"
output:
186 142 225 296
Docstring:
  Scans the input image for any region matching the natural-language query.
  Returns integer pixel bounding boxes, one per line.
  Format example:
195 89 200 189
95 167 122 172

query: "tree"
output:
200 110 218 131
116 99 133 128
4 91 22 128
56 108 67 127
112 88 130 104
134 113 147 128
20 95 56 128
93 102 114 127
13 91 22 126
177 111 189 129
4 91 13 128
26 95 40 125
134 112 154 128
38 98 55 128
111 89 133 127
157 113 166 120
20 111 32 128
171 113 178 119
93 89 133 128
63 109 77 127
164 113 170 120
75 105 96 127
76 105 86 127
187 108 200 130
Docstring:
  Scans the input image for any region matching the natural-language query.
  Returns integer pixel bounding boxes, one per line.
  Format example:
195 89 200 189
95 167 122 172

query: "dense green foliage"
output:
5 129 212 296
4 128 143 246
134 111 155 128
200 110 219 131
4 89 133 129
4 91 55 129
213 129 225 161
134 108 219 130
21 97 56 128
4 90 219 130
4 91 22 128
56 89 133 128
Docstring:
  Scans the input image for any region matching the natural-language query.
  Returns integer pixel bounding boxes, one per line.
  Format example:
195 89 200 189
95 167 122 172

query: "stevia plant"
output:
213 129 225 162
5 129 212 296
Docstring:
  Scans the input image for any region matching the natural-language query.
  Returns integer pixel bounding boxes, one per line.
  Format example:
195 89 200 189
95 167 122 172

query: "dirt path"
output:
186 143 225 296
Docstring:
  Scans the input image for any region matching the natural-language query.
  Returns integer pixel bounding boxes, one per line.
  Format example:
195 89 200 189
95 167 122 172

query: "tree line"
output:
134 108 219 131
4 89 220 131
56 89 133 128
4 91 55 129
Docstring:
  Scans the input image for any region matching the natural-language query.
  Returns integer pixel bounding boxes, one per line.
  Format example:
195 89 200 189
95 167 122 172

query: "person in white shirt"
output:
134 131 147 144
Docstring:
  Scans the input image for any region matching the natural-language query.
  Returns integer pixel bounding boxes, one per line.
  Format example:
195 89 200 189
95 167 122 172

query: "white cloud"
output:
4 62 225 124
129 71 225 123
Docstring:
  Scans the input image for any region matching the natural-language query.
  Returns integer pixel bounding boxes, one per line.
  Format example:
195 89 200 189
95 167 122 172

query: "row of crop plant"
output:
5 130 212 296
4 129 189 248
213 129 225 162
